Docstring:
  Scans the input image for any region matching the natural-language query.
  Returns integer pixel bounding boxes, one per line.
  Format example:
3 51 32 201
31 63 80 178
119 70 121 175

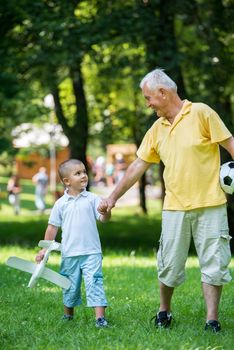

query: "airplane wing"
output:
38 240 61 251
41 267 71 290
6 257 36 274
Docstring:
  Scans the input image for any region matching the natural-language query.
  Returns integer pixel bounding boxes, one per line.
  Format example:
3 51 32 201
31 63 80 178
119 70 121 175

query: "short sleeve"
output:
48 202 61 227
136 129 160 163
207 109 232 143
92 195 102 221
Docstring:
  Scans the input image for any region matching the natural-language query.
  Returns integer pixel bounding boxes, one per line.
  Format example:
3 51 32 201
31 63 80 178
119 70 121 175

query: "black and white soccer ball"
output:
220 161 234 195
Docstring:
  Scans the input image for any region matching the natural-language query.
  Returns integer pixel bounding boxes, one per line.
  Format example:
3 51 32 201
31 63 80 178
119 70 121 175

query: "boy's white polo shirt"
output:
48 189 102 257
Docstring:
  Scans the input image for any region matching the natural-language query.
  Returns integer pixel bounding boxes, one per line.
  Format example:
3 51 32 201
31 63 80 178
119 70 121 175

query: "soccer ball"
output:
220 161 234 195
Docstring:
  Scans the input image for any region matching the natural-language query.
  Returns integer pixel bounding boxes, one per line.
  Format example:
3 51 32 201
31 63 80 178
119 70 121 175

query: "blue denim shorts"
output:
60 253 108 308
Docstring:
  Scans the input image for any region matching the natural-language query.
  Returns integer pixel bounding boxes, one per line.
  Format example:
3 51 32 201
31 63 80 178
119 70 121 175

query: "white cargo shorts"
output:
157 204 232 287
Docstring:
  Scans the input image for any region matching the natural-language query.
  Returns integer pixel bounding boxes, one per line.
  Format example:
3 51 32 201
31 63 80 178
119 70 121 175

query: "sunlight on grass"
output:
2 246 234 269
105 254 156 268
1 246 61 266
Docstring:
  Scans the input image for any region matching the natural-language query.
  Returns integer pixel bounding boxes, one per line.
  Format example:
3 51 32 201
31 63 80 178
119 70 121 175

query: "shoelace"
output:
151 312 173 323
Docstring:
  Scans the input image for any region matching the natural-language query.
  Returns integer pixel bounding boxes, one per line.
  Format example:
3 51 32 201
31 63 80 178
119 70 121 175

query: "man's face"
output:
142 84 166 117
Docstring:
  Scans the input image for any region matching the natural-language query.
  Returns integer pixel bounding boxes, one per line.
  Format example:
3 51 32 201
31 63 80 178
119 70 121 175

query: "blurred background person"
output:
105 162 115 187
32 167 49 214
7 174 21 215
92 156 106 186
114 153 127 184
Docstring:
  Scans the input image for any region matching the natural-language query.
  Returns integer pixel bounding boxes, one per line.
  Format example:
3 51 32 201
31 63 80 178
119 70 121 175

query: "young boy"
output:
36 159 111 327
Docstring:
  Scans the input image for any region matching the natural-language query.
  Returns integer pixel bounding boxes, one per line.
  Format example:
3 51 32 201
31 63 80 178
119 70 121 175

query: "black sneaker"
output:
95 316 108 328
152 311 172 328
205 320 221 333
62 314 74 321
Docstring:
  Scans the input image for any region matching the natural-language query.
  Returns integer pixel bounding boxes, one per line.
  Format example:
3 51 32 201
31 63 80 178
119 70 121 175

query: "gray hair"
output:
140 68 177 92
58 159 84 182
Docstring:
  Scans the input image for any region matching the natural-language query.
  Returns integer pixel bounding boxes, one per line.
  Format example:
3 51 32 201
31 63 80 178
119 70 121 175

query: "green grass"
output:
0 248 234 350
0 177 234 349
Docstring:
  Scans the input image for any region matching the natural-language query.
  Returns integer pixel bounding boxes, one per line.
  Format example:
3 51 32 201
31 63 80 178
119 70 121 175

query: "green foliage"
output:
0 0 233 162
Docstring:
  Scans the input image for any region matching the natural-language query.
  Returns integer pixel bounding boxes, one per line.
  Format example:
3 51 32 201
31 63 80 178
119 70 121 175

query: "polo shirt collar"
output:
64 188 88 201
161 99 192 127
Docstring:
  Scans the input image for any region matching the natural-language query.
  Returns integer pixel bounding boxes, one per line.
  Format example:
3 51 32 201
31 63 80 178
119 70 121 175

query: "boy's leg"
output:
82 254 108 309
64 305 74 317
62 306 74 320
60 256 82 319
95 306 105 318
81 254 108 326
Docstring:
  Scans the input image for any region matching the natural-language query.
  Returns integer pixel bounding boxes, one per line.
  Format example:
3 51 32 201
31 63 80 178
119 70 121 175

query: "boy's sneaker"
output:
61 314 74 321
205 320 221 333
152 311 172 328
96 316 108 328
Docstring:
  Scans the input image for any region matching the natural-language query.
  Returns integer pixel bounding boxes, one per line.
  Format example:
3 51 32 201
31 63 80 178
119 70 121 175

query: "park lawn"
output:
0 247 234 350
1 177 234 349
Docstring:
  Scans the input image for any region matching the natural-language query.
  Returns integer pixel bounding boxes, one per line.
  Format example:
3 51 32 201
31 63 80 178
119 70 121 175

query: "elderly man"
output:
98 68 234 332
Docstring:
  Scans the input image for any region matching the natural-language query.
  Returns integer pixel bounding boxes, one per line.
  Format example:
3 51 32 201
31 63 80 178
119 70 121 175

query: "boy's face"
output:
63 163 88 194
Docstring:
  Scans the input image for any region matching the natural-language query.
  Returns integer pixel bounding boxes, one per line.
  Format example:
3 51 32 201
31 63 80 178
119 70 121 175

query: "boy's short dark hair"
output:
58 159 84 183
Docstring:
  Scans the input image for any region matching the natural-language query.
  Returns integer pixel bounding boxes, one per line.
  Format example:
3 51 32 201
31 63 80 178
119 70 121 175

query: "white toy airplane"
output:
6 240 71 289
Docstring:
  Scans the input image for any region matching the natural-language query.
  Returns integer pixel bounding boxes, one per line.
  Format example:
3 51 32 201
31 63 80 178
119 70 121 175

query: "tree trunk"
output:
159 162 165 204
139 173 147 214
144 0 186 204
52 63 89 170
132 91 148 214
70 64 89 169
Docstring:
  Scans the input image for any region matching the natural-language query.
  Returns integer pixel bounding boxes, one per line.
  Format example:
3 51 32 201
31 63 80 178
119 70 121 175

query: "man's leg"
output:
159 282 174 312
154 282 174 328
193 205 232 332
202 283 222 321
155 210 190 328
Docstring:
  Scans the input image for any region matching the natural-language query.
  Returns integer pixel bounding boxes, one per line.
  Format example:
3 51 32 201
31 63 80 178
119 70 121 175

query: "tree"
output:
1 0 233 224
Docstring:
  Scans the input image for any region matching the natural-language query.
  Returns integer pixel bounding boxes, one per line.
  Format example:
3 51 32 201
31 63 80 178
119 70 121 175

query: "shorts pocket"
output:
219 230 232 267
157 237 164 268
220 233 232 241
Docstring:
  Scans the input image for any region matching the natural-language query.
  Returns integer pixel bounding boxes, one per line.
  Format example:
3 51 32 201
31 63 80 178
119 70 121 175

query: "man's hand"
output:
98 158 150 215
98 197 116 214
35 249 47 264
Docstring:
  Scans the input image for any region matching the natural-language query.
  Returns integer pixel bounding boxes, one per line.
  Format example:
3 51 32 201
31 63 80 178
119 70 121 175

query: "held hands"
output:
35 248 47 264
98 198 115 214
98 200 109 215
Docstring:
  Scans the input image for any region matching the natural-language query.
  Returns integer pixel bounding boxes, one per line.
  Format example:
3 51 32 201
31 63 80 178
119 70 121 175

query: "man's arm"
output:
99 157 151 212
219 136 234 159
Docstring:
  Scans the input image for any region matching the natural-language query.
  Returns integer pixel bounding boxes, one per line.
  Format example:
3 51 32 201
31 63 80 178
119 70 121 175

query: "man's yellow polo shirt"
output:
137 100 232 210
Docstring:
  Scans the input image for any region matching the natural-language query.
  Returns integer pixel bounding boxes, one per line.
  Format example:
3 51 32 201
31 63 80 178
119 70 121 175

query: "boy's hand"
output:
98 197 116 214
35 249 47 264
98 200 108 215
